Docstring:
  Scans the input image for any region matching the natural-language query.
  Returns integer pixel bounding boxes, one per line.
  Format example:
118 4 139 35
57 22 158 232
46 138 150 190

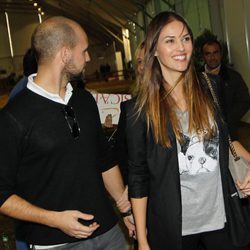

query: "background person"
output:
201 40 250 139
8 48 37 102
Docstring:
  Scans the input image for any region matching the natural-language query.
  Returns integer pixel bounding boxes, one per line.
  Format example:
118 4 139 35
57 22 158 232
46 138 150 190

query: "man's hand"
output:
115 186 136 237
53 210 100 239
123 214 136 238
0 195 100 239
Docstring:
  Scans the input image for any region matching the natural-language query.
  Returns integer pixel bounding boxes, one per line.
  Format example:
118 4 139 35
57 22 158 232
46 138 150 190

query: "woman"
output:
124 11 250 250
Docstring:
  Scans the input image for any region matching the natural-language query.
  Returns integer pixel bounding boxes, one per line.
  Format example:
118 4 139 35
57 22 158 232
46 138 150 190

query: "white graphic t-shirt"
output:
176 110 226 236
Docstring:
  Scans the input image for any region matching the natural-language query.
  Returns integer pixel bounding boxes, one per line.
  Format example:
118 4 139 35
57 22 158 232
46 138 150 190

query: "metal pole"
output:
222 0 232 64
94 20 124 45
243 0 250 70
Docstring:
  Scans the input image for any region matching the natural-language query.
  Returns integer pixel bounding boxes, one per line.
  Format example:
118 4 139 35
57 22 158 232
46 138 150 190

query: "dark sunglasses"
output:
63 105 80 139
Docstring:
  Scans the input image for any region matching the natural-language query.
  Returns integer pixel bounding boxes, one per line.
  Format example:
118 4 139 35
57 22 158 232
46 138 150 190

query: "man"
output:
0 16 135 250
201 40 250 139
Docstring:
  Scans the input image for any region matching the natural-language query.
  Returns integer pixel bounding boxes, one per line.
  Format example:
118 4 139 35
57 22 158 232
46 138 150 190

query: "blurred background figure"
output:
135 41 145 76
8 48 37 102
131 41 145 96
201 40 250 139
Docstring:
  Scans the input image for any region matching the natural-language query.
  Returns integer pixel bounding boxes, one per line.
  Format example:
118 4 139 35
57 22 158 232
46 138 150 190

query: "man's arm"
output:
102 165 136 237
102 165 125 201
0 195 99 239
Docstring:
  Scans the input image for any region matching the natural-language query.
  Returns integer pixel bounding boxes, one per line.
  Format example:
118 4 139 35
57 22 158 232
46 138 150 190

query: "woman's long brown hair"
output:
135 11 215 148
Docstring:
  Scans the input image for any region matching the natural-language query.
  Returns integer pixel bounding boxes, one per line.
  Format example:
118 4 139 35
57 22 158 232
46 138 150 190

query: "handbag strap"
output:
202 72 240 161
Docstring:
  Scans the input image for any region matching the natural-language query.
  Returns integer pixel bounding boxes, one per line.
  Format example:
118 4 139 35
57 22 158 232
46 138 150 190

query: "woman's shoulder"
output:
120 97 137 112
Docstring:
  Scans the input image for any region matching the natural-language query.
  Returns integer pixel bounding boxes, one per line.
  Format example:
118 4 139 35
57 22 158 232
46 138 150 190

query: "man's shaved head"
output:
32 16 83 63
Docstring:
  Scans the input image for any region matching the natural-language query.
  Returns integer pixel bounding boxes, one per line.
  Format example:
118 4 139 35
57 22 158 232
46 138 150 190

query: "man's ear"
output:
61 46 71 64
155 50 158 57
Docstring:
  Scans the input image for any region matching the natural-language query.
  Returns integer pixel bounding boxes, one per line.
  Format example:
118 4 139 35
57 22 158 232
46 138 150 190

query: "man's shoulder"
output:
221 65 243 79
5 89 34 111
4 89 56 122
71 88 96 105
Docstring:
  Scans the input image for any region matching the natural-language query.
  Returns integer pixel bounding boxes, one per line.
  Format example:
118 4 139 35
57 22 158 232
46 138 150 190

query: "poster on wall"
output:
92 93 131 126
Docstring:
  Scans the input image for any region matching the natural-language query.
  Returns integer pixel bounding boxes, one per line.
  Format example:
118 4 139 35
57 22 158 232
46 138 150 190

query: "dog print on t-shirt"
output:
178 130 219 175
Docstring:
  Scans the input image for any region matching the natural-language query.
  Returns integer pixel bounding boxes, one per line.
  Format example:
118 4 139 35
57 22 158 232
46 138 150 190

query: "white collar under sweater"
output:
27 73 73 105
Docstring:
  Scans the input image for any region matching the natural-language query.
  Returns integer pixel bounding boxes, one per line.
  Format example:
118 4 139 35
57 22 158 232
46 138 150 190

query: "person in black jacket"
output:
124 11 250 250
8 48 37 102
201 40 250 139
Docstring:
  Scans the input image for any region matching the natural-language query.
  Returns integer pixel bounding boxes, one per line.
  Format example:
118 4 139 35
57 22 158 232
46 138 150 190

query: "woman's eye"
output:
182 36 191 42
166 39 175 44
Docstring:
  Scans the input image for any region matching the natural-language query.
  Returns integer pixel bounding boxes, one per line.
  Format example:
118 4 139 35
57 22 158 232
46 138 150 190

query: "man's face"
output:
64 29 90 79
202 43 222 70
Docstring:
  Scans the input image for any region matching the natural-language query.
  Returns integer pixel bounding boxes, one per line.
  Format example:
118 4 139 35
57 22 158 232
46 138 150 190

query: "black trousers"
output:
182 227 248 250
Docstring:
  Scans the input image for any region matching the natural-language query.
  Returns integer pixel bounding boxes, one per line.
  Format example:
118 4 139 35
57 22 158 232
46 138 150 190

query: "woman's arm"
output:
124 100 150 249
131 197 150 250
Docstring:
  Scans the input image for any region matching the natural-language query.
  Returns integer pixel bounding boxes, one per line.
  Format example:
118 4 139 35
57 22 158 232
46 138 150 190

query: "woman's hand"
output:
236 170 250 196
138 242 151 250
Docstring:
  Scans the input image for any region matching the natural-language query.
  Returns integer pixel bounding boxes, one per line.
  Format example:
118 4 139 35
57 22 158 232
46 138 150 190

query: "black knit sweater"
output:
0 88 118 245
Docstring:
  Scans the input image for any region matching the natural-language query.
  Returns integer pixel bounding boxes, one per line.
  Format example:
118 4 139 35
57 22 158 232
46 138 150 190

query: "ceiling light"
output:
33 2 38 7
38 7 41 11
41 12 44 15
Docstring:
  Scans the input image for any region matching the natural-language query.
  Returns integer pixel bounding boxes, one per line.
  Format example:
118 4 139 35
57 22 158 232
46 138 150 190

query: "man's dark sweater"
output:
0 88 118 245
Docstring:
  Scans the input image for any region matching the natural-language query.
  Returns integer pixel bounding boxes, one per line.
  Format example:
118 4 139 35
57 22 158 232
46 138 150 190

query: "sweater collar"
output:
27 73 73 105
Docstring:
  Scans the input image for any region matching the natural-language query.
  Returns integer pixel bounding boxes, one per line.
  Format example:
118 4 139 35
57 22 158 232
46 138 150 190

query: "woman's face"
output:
155 20 193 78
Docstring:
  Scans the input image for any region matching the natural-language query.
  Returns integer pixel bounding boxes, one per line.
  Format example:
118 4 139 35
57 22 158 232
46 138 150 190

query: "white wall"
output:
222 0 250 122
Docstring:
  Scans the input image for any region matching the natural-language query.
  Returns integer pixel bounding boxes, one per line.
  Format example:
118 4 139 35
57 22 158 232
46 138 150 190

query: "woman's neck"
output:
165 79 187 112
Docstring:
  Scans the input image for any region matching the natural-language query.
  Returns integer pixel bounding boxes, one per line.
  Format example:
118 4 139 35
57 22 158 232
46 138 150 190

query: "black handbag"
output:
226 177 250 246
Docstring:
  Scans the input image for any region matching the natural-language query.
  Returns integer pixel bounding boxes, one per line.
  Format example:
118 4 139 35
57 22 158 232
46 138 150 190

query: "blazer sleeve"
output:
116 101 128 184
125 100 149 198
